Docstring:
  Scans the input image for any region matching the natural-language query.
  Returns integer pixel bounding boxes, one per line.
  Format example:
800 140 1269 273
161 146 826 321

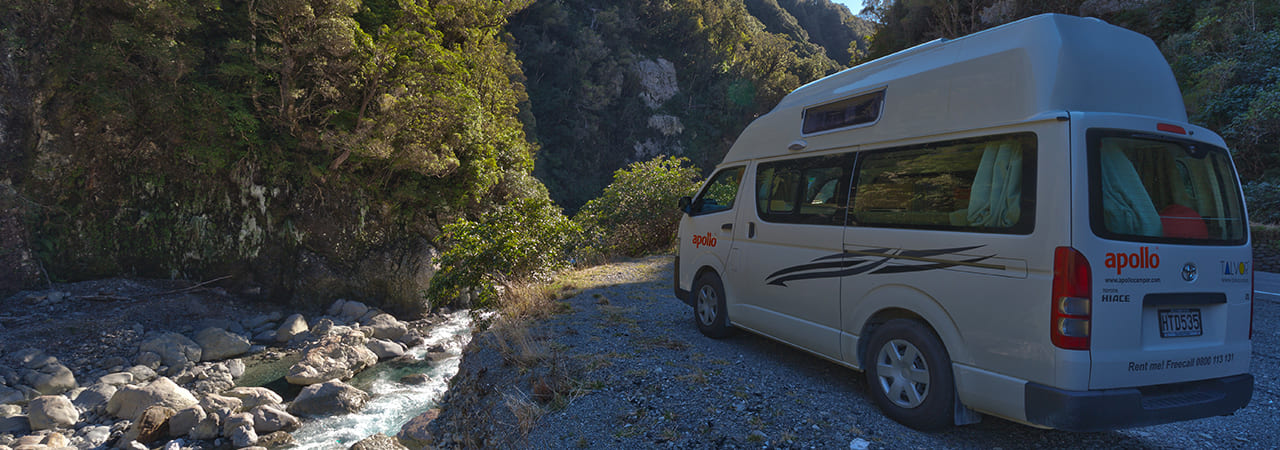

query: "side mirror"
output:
678 196 693 214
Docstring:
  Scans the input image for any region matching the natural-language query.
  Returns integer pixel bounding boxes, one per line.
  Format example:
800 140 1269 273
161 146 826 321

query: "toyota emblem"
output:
1180 262 1197 282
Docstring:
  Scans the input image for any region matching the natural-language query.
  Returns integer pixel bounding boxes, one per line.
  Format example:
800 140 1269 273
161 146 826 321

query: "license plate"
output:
1158 308 1202 338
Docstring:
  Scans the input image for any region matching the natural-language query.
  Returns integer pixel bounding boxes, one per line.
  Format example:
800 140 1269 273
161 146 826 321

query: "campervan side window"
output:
756 155 854 225
802 91 884 134
689 167 744 216
849 133 1036 234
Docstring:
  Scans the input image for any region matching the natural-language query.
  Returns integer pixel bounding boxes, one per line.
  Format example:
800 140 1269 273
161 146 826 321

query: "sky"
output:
831 0 867 16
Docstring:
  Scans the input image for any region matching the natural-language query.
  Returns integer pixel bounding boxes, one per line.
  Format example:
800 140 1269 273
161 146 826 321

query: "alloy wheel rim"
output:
875 338 930 408
696 285 718 325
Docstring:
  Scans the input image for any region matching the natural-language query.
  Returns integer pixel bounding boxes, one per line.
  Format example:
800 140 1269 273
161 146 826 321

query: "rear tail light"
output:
1052 247 1092 350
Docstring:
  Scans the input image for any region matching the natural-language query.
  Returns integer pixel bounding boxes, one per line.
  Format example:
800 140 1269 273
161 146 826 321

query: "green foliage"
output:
574 156 703 257
427 196 579 308
1244 179 1280 225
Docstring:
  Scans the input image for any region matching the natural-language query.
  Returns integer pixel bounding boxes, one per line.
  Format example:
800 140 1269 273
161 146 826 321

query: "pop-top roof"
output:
724 14 1186 163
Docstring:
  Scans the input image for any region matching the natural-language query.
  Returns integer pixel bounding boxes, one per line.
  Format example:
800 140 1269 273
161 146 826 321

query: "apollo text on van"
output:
674 14 1252 431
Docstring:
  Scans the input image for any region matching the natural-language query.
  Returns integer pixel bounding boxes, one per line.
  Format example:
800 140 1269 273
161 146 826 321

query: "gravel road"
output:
439 256 1279 449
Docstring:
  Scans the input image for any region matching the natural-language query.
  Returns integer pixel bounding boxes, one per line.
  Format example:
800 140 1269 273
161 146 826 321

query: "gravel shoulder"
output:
429 256 1279 449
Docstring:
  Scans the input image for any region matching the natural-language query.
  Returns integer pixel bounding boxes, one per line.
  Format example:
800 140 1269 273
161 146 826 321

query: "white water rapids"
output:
287 310 475 449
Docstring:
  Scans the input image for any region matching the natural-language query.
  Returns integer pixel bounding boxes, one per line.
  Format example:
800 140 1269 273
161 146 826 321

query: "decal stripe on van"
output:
765 246 1003 286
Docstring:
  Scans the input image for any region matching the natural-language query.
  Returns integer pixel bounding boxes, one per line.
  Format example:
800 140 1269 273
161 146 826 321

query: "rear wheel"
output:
865 319 955 431
693 272 733 338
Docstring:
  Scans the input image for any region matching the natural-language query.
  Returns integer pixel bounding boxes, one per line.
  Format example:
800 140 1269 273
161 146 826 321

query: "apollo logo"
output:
1104 247 1159 275
692 232 718 249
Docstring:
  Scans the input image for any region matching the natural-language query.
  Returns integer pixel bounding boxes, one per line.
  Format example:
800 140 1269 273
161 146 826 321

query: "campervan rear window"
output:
1088 130 1247 244
802 91 884 134
849 133 1037 234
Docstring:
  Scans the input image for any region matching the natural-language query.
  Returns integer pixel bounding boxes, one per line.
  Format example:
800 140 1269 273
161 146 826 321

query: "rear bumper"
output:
1024 373 1253 431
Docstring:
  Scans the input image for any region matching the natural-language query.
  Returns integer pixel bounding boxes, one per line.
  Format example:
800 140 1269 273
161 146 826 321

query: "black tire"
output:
865 319 955 431
692 272 734 338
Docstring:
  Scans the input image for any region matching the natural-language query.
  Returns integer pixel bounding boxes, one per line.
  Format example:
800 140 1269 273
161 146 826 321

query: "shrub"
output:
573 156 703 257
1245 179 1280 225
427 196 579 308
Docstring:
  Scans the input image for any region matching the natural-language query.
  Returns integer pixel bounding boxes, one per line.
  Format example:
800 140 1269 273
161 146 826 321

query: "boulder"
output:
24 362 77 395
222 412 254 437
0 385 22 404
71 383 116 412
137 332 202 374
0 414 30 435
351 433 409 450
276 314 309 343
327 299 347 316
285 328 378 385
27 395 78 430
365 314 408 341
242 311 282 330
339 301 370 323
199 394 243 420
41 431 69 448
0 404 19 416
257 430 296 448
223 387 282 411
195 328 251 361
125 405 176 444
397 408 439 448
287 379 369 417
99 372 134 386
105 378 198 420
250 405 299 433
135 351 164 369
79 425 112 447
365 339 407 360
227 359 246 379
127 365 158 383
230 425 258 448
167 405 206 438
189 415 221 440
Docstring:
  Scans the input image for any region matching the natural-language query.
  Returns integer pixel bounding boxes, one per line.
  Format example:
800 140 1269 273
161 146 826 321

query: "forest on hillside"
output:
1 0 1278 311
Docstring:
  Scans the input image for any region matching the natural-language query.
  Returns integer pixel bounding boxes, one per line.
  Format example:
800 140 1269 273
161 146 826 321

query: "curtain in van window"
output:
966 142 1022 227
1099 144 1163 236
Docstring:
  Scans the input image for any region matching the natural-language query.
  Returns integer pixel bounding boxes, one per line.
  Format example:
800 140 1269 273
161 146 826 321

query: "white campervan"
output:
674 14 1253 431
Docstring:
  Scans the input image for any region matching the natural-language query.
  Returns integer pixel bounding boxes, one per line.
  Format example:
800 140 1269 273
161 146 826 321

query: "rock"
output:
339 301 370 323
365 339 406 360
285 328 378 385
11 434 42 447
850 437 871 450
276 314 309 343
14 349 53 368
135 351 163 369
257 430 295 448
199 394 243 420
250 405 299 433
189 415 221 440
287 379 369 417
328 299 348 316
351 433 408 450
123 440 149 450
127 405 176 444
365 314 408 340
40 432 69 448
253 330 278 343
358 309 381 325
242 311 282 330
397 408 439 448
137 333 202 374
0 415 30 435
24 362 77 395
227 359 246 379
106 378 198 420
0 404 19 416
79 425 112 447
223 387 282 411
399 374 430 385
0 385 22 404
310 318 336 337
127 365 158 383
195 328 251 361
230 425 258 448
99 372 134 386
27 395 78 430
100 356 130 371
72 383 116 411
747 430 768 442
222 412 254 437
168 405 206 438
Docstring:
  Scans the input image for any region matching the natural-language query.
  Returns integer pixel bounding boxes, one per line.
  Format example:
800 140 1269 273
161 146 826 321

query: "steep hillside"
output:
746 0 877 64
508 0 870 211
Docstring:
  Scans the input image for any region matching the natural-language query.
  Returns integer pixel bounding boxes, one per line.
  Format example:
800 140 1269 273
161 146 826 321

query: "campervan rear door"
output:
1072 113 1252 390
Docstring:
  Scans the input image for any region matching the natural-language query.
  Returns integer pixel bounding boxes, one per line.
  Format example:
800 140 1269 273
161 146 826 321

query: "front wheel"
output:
865 319 955 431
693 272 733 338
